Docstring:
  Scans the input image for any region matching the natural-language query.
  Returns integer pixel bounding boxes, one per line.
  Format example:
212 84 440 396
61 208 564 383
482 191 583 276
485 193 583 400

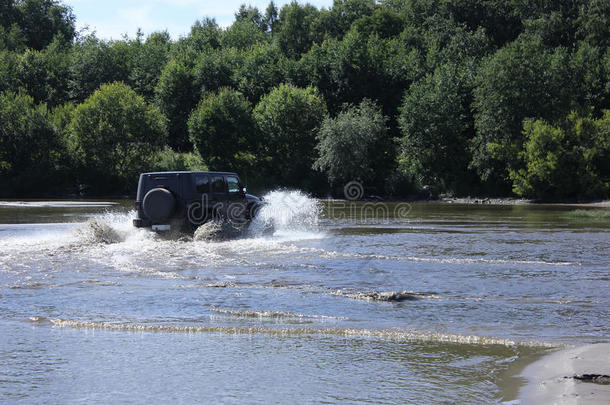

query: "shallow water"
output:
0 195 608 403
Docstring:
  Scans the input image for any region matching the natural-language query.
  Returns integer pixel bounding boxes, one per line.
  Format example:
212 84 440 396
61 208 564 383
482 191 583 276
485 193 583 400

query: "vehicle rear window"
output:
226 176 240 193
212 176 226 193
193 174 209 193
145 175 178 193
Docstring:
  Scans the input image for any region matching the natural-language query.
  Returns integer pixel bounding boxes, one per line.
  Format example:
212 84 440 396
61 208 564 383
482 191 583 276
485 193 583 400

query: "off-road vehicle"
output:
133 171 264 233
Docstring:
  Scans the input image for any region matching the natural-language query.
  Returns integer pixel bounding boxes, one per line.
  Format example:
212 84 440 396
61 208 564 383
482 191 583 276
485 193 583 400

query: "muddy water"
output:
0 195 608 403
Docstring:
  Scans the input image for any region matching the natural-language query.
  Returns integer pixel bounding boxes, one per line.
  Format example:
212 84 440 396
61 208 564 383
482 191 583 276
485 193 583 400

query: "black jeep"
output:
133 171 264 233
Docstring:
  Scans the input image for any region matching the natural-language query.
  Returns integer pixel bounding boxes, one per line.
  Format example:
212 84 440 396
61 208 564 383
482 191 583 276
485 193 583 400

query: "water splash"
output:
193 220 224 241
56 190 323 244
68 190 323 243
249 190 322 239
74 211 146 244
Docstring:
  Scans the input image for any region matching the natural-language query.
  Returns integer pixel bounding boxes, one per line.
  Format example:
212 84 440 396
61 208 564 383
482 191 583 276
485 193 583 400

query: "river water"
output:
0 193 608 403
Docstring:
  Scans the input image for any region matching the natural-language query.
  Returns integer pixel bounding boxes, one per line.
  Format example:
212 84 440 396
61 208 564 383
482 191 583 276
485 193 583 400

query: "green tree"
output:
188 88 256 171
154 59 198 151
471 35 573 189
49 101 74 147
0 23 26 51
510 109 610 199
314 99 392 190
398 63 478 193
264 1 279 34
605 47 610 100
0 49 19 92
151 147 208 172
129 31 172 100
0 91 61 195
171 18 221 62
447 0 522 47
16 0 75 50
234 43 286 103
569 41 607 111
276 1 320 58
16 37 71 106
193 47 242 95
253 84 327 187
70 35 133 103
69 82 167 192
325 0 376 40
221 20 268 49
1 0 75 52
48 101 76 185
0 0 20 28
235 4 267 31
351 6 404 39
575 0 610 49
300 28 419 116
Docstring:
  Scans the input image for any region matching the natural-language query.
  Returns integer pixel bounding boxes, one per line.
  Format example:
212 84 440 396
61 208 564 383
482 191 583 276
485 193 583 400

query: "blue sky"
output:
63 0 335 40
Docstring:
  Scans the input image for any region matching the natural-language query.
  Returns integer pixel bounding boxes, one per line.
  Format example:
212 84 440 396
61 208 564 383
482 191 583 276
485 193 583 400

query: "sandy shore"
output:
519 344 610 404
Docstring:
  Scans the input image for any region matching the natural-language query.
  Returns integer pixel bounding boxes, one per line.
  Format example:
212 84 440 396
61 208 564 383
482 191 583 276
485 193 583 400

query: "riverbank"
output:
323 195 610 207
435 197 610 207
2 192 610 208
519 344 610 404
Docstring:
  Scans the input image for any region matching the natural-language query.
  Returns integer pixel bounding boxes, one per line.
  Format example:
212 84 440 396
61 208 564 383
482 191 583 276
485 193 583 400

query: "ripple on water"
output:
46 318 562 349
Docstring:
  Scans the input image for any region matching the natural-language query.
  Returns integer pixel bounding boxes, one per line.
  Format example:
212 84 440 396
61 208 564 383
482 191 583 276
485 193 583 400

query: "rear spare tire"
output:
143 188 175 222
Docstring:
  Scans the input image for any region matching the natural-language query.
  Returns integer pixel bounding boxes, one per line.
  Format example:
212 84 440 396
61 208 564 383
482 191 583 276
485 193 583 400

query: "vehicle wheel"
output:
143 188 175 222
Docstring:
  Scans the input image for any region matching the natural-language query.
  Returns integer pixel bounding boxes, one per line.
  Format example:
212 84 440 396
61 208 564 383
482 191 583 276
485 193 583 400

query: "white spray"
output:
248 190 322 238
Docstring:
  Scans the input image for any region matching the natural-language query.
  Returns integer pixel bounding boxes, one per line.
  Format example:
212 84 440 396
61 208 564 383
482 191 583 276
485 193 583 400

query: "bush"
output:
254 84 327 187
151 147 208 172
154 59 198 151
0 91 63 195
69 82 167 193
188 88 256 171
510 109 610 199
398 63 477 193
314 99 392 190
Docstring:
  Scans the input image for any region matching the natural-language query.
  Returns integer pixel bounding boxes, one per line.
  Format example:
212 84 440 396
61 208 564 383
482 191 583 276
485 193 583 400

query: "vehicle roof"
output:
141 171 238 176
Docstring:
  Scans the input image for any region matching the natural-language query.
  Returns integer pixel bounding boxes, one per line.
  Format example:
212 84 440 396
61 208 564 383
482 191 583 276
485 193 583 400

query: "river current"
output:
0 193 608 403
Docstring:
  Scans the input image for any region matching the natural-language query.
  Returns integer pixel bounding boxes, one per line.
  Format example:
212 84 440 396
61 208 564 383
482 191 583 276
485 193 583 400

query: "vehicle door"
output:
189 173 211 225
225 174 247 225
210 175 228 219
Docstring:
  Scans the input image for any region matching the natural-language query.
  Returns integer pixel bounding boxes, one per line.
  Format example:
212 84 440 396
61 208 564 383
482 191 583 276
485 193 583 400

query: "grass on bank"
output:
560 209 610 220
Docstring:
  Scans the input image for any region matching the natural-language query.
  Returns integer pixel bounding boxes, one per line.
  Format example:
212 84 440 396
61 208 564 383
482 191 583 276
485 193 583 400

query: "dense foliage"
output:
188 88 256 171
253 84 327 188
0 0 608 199
510 109 610 199
0 91 61 193
69 82 167 193
314 99 392 190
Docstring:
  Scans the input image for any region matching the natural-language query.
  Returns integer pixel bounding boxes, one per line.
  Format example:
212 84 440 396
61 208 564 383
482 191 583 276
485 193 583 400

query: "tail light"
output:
135 201 141 210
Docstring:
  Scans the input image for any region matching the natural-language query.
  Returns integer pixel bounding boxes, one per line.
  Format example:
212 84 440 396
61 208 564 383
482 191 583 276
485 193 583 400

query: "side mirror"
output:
242 187 247 194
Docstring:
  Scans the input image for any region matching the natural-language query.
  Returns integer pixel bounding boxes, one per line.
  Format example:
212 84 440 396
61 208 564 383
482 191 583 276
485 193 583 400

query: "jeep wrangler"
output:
132 171 264 232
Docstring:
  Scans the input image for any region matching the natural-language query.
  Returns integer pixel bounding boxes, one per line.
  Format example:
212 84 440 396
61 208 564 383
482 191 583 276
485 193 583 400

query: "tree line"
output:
0 0 608 199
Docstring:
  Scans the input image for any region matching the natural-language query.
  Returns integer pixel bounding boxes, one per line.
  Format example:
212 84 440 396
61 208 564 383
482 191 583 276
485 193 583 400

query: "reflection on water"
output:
0 195 608 403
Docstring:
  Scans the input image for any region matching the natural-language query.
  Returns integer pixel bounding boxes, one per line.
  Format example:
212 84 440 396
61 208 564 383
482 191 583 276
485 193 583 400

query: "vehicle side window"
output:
193 174 209 193
212 176 226 193
226 176 240 193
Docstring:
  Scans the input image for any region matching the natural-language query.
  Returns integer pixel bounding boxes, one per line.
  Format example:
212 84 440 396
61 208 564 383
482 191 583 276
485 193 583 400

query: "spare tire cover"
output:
143 188 175 222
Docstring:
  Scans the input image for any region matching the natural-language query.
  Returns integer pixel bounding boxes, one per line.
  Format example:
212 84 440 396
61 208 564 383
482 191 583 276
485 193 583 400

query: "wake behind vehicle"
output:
133 171 264 233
